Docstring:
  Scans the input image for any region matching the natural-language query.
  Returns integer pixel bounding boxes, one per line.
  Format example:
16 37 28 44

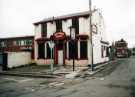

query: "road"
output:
0 56 135 97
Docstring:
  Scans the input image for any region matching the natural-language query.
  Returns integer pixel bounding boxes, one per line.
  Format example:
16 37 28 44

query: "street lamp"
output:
69 26 76 71
47 39 55 73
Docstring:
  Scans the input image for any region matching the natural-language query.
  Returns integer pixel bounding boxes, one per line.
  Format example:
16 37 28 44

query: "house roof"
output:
34 9 98 25
0 36 34 41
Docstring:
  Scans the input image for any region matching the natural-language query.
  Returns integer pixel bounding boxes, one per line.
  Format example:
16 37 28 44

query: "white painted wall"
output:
92 10 109 64
7 52 31 68
79 17 90 35
62 19 72 36
35 24 41 39
92 34 109 64
47 22 56 38
92 10 107 41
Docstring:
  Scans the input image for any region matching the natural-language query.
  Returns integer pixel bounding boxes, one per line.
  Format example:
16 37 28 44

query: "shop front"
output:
52 31 66 65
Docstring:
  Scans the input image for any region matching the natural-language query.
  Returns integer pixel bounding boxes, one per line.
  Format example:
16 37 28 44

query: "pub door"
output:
54 41 65 65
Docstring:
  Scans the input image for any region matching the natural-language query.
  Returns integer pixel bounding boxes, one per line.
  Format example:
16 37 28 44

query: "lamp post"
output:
89 0 94 71
47 16 55 73
70 26 76 71
47 40 55 73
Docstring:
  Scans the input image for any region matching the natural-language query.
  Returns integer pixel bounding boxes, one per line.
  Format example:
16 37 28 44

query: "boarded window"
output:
46 43 54 59
38 43 45 59
69 41 78 59
56 20 62 32
41 23 47 37
80 41 87 59
72 17 79 34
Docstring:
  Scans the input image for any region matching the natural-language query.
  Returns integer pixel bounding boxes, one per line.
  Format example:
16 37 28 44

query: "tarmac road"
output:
0 56 135 97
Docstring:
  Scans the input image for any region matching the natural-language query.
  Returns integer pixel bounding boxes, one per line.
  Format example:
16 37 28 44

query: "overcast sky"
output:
0 0 135 47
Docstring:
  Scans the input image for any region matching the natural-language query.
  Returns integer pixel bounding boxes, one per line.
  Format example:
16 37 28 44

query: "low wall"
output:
35 59 54 65
36 59 88 66
65 60 88 66
7 52 31 68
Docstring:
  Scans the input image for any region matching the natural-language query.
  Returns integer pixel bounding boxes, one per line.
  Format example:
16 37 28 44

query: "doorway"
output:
54 41 65 65
58 50 63 65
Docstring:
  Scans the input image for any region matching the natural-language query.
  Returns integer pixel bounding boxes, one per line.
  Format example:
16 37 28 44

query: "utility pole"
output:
89 0 94 71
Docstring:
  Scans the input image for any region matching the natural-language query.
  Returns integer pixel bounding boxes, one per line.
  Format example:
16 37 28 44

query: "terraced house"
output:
34 9 109 66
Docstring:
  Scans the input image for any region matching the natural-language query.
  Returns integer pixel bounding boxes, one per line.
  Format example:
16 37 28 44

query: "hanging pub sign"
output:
92 24 98 34
53 32 66 41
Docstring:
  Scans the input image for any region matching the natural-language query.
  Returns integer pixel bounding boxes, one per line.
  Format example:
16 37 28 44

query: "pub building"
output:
0 36 34 59
34 9 109 66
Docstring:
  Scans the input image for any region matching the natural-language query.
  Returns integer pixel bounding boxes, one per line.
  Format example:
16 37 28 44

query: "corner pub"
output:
33 9 109 66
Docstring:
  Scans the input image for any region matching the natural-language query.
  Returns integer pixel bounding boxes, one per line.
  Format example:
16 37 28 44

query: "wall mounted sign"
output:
92 24 98 34
53 32 66 41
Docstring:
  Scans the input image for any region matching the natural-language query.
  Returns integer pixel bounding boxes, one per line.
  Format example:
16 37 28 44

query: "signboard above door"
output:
53 32 66 41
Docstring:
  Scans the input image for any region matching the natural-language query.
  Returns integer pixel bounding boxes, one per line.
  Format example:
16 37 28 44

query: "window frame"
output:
56 20 62 32
46 43 54 59
68 40 78 60
72 17 79 35
38 42 45 59
41 23 47 37
80 40 88 59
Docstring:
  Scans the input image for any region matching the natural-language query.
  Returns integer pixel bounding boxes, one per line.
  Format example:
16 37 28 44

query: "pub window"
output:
38 43 45 59
101 45 104 58
27 40 32 45
1 41 6 47
41 23 47 37
80 41 87 59
16 40 22 46
69 41 78 59
72 17 79 34
56 20 62 32
106 47 109 57
24 40 32 45
46 43 54 59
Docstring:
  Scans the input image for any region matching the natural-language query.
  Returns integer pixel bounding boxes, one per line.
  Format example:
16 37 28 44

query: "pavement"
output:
0 61 111 79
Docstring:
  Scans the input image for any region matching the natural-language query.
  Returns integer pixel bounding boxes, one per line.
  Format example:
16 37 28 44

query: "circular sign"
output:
53 32 66 40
